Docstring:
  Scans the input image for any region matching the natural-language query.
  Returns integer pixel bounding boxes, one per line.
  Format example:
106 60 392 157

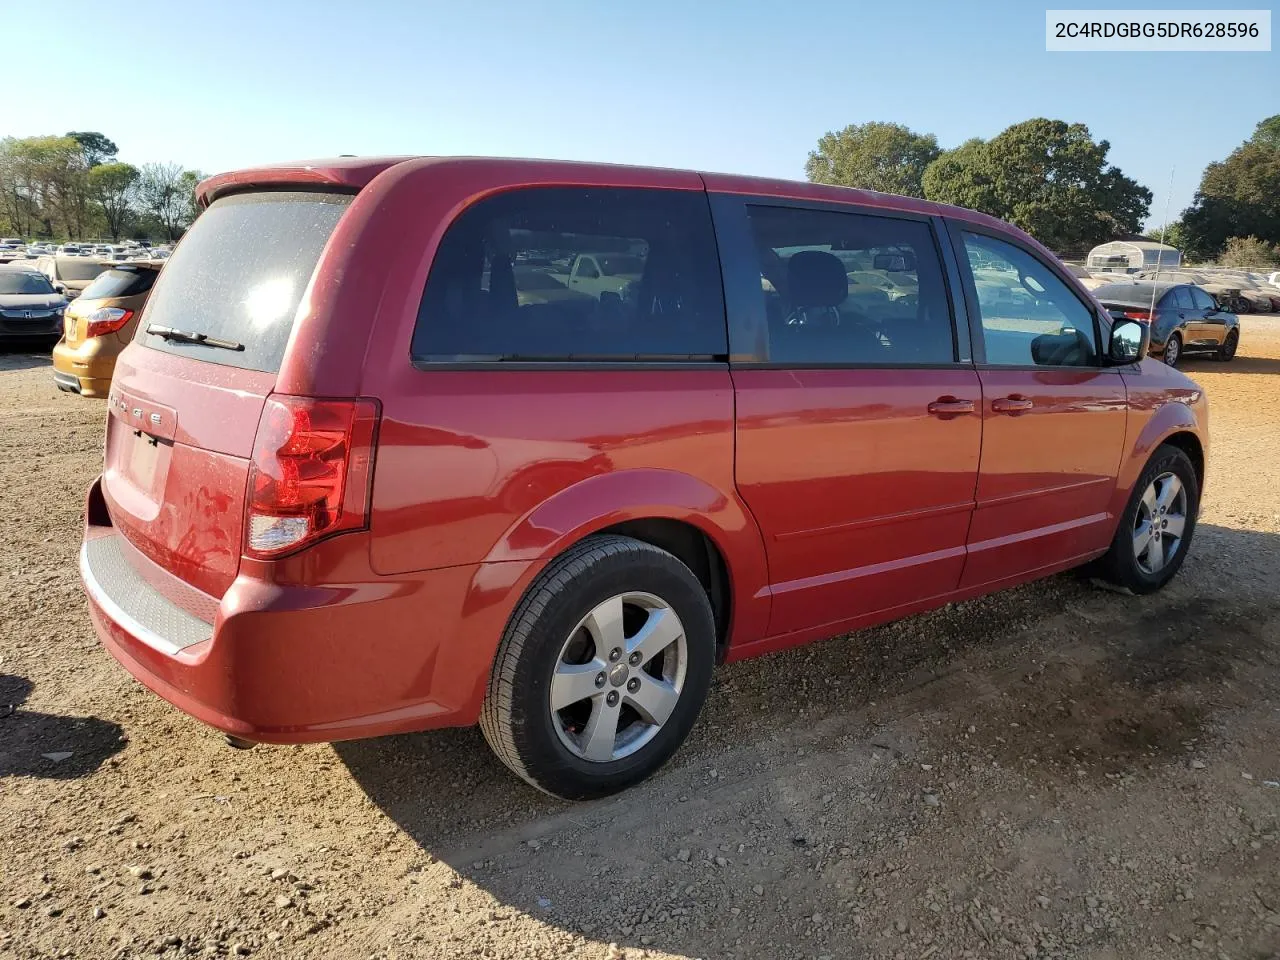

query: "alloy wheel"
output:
549 592 688 762
1133 472 1187 575
1164 337 1180 366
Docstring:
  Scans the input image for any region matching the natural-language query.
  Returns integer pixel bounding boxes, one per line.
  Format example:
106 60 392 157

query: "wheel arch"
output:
596 517 732 661
1160 430 1205 491
481 468 772 657
1109 394 1207 530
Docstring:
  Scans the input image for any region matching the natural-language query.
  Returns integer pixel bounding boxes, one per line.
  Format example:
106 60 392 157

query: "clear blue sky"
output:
7 0 1274 228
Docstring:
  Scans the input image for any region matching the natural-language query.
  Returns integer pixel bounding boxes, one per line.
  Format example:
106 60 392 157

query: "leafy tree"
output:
805 122 941 198
923 119 1150 252
1180 119 1280 260
139 162 201 241
1248 114 1280 149
178 169 204 228
1147 220 1186 250
67 131 118 167
1219 236 1280 268
0 136 90 238
0 139 38 237
88 162 140 239
921 138 997 213
0 131 200 242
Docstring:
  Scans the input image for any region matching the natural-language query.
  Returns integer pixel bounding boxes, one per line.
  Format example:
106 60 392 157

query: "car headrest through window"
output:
787 251 847 309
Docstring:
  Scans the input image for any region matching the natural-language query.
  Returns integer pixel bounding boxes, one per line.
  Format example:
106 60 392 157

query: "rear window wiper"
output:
146 324 245 352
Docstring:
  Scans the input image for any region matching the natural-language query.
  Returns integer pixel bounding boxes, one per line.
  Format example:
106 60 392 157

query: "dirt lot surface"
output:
2 325 1279 960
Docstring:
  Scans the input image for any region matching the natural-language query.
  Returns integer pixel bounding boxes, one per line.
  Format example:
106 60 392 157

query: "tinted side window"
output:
414 187 726 362
1171 286 1195 309
1190 287 1217 310
744 205 954 365
962 232 1099 367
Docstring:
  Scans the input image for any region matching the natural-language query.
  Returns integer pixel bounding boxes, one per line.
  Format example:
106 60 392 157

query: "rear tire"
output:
480 535 716 800
1095 444 1199 595
1162 334 1182 367
1215 330 1238 362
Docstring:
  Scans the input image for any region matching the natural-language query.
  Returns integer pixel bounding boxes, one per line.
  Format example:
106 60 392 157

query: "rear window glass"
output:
57 260 110 282
136 191 351 373
413 187 726 362
79 266 158 300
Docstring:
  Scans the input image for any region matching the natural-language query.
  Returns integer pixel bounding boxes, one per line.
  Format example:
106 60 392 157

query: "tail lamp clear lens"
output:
245 396 380 558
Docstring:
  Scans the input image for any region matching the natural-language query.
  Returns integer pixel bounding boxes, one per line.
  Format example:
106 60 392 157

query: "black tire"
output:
480 535 715 800
1095 444 1199 595
1163 333 1182 367
1215 329 1239 362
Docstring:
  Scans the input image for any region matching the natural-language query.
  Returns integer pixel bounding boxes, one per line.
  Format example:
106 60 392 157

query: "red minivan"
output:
80 157 1208 799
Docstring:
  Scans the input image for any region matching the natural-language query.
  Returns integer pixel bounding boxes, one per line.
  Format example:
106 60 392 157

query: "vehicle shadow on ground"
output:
0 347 54 372
0 674 126 779
336 523 1279 957
1180 354 1280 376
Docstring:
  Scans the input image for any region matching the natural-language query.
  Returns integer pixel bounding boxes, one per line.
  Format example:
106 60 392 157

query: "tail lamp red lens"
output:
245 396 380 558
1121 309 1151 321
85 307 134 337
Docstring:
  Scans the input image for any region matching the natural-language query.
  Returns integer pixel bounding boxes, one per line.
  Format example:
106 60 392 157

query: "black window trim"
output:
409 358 729 372
711 192 969 369
942 217 1120 374
409 185 731 370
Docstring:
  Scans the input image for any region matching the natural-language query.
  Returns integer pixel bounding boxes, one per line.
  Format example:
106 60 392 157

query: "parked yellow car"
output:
52 262 162 397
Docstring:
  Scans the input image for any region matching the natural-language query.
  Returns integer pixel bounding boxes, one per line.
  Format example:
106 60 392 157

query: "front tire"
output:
480 535 716 800
1162 333 1182 367
1095 444 1199 594
1215 330 1238 362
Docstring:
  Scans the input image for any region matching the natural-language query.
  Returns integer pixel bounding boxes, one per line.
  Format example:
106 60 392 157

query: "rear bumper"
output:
81 476 534 743
54 369 83 393
52 340 114 397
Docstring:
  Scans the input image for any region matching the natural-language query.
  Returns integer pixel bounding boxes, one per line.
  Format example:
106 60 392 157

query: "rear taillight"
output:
1121 309 1151 321
85 307 133 337
245 396 380 558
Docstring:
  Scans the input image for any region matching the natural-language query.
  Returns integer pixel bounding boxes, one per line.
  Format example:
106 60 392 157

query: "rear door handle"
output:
992 395 1034 415
927 396 976 419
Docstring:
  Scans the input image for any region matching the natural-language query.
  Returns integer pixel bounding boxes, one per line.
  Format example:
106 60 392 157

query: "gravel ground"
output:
2 323 1279 960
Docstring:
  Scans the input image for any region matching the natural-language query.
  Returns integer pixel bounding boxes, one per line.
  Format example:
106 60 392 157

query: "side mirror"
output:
1108 317 1149 364
53 283 66 294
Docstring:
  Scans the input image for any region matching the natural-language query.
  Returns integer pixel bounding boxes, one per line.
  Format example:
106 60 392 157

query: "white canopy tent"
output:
1086 240 1182 274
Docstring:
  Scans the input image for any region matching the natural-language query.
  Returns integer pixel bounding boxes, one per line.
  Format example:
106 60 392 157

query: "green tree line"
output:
0 132 202 242
806 115 1280 265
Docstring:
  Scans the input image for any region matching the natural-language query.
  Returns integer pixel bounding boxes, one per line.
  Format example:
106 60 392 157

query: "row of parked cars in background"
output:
0 251 165 395
1 237 172 264
1068 262 1280 313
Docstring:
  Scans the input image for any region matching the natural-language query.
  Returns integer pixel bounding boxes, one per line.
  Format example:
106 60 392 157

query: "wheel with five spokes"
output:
1095 444 1199 594
480 535 715 799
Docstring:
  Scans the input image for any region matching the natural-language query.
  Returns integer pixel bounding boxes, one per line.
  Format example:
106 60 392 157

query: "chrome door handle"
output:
992 395 1034 415
927 397 976 419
